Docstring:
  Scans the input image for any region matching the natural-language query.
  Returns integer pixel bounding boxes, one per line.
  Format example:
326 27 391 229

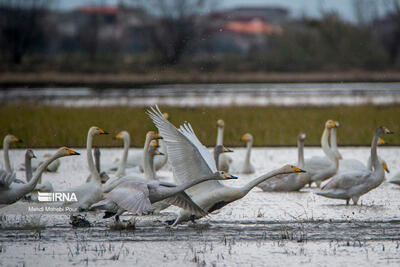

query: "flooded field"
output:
1 146 400 266
1 82 400 107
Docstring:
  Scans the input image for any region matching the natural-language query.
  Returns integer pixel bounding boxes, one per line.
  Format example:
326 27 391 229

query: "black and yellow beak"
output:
383 163 390 173
13 137 23 143
98 128 109 135
67 148 80 155
155 133 163 139
223 147 234 153
224 173 238 179
113 133 122 140
293 166 306 173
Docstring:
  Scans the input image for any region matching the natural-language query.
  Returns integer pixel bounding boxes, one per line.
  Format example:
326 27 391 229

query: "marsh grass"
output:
1 105 399 147
0 215 45 231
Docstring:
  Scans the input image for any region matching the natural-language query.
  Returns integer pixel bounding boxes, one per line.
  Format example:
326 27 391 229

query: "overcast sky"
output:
53 0 389 22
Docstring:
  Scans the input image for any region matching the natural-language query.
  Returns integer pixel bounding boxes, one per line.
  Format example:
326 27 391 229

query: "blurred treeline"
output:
0 0 400 74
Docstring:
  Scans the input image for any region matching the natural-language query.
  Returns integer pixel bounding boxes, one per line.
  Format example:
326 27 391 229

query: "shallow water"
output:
1 147 400 266
2 83 400 107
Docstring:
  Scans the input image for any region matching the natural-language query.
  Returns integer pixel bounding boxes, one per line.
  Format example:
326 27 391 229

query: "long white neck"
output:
241 168 294 196
297 139 304 168
87 132 101 184
25 155 33 182
330 128 342 159
142 137 156 180
370 132 380 173
244 139 252 167
18 152 61 197
321 127 335 162
217 127 223 146
3 138 11 173
115 136 130 177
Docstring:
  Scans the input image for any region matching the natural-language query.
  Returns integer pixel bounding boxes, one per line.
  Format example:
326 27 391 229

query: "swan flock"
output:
0 105 397 228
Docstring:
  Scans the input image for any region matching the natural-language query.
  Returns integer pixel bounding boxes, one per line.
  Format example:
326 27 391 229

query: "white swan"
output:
258 132 310 191
316 126 393 205
0 147 79 207
147 106 305 226
231 133 255 174
63 126 108 211
216 119 232 172
2 134 23 173
304 120 339 187
101 132 162 192
91 171 237 221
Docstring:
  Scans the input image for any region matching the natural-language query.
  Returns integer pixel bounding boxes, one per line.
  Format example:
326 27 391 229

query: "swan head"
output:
376 126 394 136
217 119 225 128
280 164 306 174
214 145 233 155
146 131 163 140
241 133 253 142
163 113 170 120
214 171 238 180
57 147 80 157
25 149 36 159
325 120 336 129
113 131 129 141
89 126 109 136
149 140 164 156
4 134 23 144
297 132 306 142
382 161 390 173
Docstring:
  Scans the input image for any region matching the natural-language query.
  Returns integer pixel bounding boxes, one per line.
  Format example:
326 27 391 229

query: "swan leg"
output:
352 196 359 205
315 181 321 188
346 199 349 205
115 215 120 222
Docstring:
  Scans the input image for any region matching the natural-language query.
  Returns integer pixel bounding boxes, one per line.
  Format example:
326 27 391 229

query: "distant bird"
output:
215 119 232 172
316 126 393 205
2 134 23 173
0 147 79 207
304 120 340 187
258 132 310 192
231 133 255 174
147 105 305 226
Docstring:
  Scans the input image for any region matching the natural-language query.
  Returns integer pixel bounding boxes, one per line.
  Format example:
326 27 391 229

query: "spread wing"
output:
105 181 153 215
321 170 371 191
0 170 16 190
162 191 208 217
147 105 217 185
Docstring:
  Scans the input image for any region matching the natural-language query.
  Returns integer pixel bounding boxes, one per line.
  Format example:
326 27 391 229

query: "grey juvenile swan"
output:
316 126 393 205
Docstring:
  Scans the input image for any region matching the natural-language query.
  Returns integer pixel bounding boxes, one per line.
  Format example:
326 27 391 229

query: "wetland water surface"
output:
1 147 400 266
1 82 400 107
